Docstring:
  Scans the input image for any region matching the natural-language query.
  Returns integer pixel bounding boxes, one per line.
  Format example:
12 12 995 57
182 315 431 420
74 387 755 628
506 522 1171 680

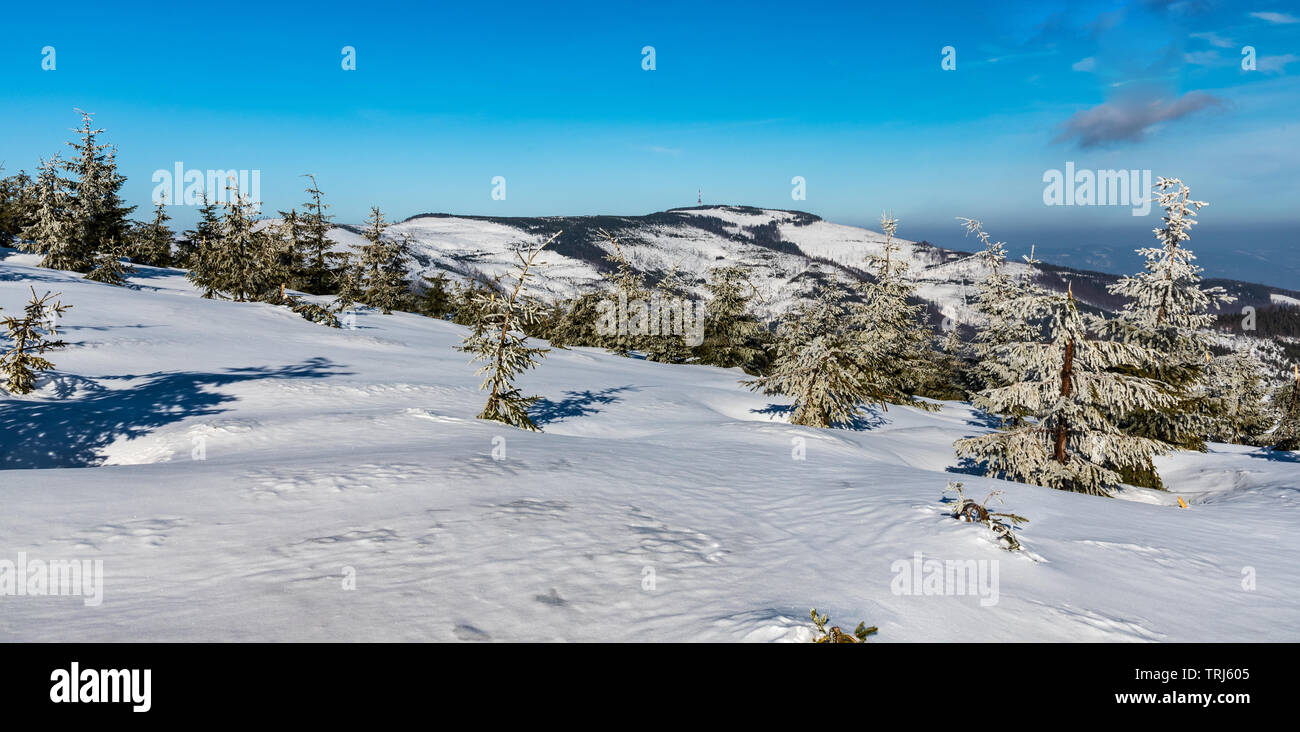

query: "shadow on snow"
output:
0 357 349 470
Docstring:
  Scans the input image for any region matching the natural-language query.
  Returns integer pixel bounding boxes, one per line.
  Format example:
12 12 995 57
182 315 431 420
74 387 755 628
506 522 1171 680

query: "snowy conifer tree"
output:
415 272 455 319
958 218 1035 395
330 249 366 314
697 265 766 372
1 288 70 395
1204 349 1273 445
745 279 875 427
177 193 222 270
84 241 136 285
457 235 558 430
298 175 339 295
643 263 696 364
60 110 135 271
129 196 174 267
1266 366 1300 451
196 186 279 302
849 213 937 410
1105 178 1232 451
356 207 412 314
597 229 652 357
18 156 73 261
276 208 307 290
954 257 1174 496
0 166 35 246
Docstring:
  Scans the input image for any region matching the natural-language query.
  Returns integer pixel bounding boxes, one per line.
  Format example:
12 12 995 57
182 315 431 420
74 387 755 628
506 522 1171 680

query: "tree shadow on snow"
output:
1245 447 1300 463
0 357 350 470
530 386 636 425
945 456 988 477
750 403 889 430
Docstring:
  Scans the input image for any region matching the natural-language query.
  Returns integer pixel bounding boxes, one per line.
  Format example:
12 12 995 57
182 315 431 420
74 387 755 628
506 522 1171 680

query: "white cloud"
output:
1190 31 1235 48
1258 53 1299 74
1184 50 1222 65
1249 11 1299 24
1072 56 1097 72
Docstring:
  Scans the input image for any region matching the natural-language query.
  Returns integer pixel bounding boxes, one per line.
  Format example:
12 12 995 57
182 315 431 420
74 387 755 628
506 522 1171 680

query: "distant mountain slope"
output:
322 205 1300 327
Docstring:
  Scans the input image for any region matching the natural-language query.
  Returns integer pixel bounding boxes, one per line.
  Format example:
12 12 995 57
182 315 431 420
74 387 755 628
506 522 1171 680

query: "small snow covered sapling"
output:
809 608 878 643
1 287 70 395
457 233 559 431
83 241 136 285
944 481 1028 551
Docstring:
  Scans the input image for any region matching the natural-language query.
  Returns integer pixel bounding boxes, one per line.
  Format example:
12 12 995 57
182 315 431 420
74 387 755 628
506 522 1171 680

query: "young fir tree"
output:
0 167 36 246
276 208 307 291
745 278 876 427
60 110 135 271
925 324 974 401
129 196 174 267
596 229 652 357
456 234 558 430
849 213 938 410
546 291 608 349
1 288 70 395
1203 349 1273 445
299 175 339 295
1105 177 1232 452
356 207 412 314
1266 365 1300 451
329 249 367 314
954 262 1175 496
415 271 455 319
18 155 73 261
697 264 767 372
84 241 136 285
201 186 279 302
177 193 222 270
643 263 696 364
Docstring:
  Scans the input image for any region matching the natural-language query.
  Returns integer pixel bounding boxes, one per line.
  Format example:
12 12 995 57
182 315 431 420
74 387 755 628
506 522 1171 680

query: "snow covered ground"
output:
1 249 1296 642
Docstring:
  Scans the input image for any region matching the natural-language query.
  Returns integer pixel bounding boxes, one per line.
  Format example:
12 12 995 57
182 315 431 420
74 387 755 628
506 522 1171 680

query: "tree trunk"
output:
1054 338 1075 464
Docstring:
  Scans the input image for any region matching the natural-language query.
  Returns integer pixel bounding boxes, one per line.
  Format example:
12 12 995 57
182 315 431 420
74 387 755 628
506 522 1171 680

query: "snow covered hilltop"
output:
1 247 1297 642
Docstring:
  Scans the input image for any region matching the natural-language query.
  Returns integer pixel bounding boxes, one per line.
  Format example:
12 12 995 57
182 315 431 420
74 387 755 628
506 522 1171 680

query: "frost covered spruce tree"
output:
1204 349 1273 445
292 175 340 295
355 207 413 314
188 185 281 302
954 253 1174 496
1 288 69 395
129 195 174 267
958 218 1035 396
745 278 875 427
83 241 136 285
850 213 937 410
18 155 72 260
177 193 222 271
57 110 135 271
1105 178 1232 452
457 234 558 430
1266 366 1300 451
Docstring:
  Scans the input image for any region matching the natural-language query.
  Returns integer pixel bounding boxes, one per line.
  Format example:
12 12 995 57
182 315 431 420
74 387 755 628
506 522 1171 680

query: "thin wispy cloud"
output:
1184 50 1222 65
1072 56 1098 72
1054 91 1223 147
1250 11 1299 24
1190 30 1235 47
1258 53 1299 74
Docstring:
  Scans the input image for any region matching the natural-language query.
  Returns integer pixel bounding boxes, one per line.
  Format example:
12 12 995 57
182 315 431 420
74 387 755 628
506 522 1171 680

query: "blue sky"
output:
2 0 1298 286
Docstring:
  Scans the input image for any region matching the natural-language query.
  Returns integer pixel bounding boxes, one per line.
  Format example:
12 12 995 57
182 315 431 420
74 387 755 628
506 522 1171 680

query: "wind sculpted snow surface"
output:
1 249 1296 642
